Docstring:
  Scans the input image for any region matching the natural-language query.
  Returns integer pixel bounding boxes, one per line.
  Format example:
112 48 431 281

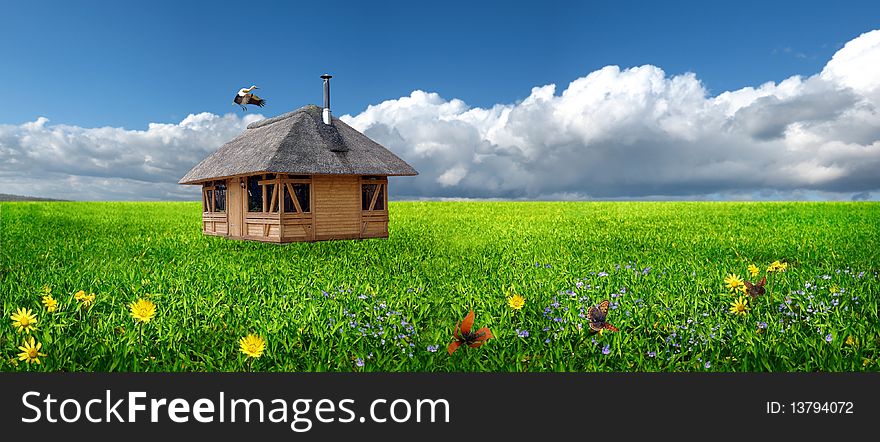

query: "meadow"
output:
1 201 878 372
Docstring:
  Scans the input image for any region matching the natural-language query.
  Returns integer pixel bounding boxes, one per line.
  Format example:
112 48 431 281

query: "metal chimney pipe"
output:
320 73 332 125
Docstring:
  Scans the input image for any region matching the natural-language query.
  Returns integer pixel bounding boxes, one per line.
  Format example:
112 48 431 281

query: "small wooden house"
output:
178 75 417 242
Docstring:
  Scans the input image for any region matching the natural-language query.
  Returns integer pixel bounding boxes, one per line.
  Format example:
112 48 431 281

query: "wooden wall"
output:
202 212 228 235
313 175 361 240
200 174 390 242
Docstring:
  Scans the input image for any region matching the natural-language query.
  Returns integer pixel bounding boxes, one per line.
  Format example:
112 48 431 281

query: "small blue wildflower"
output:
602 345 611 355
355 358 365 367
598 271 608 277
705 361 711 369
825 334 833 343
427 345 438 352
647 351 656 358
517 329 530 338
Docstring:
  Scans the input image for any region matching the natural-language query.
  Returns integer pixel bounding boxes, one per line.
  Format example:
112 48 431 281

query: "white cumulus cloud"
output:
0 112 263 200
2 30 880 201
340 29 880 200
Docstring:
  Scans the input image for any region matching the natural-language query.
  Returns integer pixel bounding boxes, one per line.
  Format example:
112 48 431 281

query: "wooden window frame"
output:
360 176 388 215
248 174 313 216
278 175 313 215
201 181 226 214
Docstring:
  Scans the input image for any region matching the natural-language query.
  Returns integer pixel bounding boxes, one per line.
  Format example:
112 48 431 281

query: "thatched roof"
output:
179 105 417 184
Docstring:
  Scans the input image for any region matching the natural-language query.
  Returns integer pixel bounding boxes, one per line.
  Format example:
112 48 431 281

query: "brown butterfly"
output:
744 276 767 299
588 300 619 332
448 310 493 355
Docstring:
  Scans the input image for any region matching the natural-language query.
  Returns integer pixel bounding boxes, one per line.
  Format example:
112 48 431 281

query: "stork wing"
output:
248 94 266 107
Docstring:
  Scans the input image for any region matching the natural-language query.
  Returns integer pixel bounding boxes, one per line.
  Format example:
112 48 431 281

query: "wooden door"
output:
227 177 243 238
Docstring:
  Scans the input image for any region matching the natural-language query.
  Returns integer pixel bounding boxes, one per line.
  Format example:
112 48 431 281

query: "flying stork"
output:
234 85 266 110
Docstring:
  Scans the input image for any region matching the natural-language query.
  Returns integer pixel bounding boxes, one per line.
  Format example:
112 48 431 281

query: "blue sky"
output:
2 0 877 128
1 0 879 201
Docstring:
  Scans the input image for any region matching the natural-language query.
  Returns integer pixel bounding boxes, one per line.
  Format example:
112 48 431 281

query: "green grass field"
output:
1 201 878 372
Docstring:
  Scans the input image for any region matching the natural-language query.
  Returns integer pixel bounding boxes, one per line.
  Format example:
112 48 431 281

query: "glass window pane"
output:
247 176 262 212
374 185 385 210
283 183 311 213
283 184 296 213
362 184 377 210
266 182 277 212
294 184 310 212
214 182 226 213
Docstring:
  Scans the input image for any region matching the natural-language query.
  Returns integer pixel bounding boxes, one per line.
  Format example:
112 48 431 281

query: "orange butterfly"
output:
588 300 619 332
448 310 493 355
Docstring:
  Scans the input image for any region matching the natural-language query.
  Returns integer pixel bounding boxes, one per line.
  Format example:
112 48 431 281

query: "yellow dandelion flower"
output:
17 337 46 365
767 260 788 273
729 296 749 315
10 308 38 333
41 295 58 313
239 334 265 358
507 293 525 310
845 336 855 346
724 274 744 291
129 298 156 323
74 290 96 308
748 264 760 277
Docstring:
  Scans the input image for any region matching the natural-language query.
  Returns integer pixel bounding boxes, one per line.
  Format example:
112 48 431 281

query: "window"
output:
283 183 310 213
214 182 226 212
247 176 263 212
361 182 385 211
265 177 277 213
202 181 226 213
248 174 281 213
